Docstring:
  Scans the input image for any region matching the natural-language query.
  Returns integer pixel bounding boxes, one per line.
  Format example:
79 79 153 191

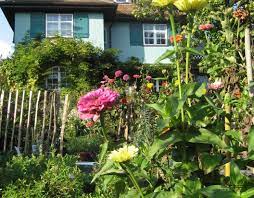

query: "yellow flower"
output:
146 83 154 89
108 145 138 163
174 79 180 86
174 0 207 12
152 0 176 7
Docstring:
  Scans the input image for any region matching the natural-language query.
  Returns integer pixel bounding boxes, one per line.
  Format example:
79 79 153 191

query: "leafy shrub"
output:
1 154 85 198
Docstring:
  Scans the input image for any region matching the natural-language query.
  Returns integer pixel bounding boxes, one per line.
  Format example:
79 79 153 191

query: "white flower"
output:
108 145 138 163
208 79 224 90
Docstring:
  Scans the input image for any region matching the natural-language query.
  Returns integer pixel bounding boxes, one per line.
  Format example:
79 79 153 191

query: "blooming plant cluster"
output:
77 88 119 122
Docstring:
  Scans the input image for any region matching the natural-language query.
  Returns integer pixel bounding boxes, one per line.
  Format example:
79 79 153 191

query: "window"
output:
143 24 167 45
46 14 73 38
115 0 130 3
45 66 67 90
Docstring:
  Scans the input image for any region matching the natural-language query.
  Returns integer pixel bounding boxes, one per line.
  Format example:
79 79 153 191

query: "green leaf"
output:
195 83 207 97
225 130 242 143
99 141 109 164
230 161 248 188
91 160 123 183
186 128 227 148
184 47 204 56
241 187 254 198
201 185 238 198
248 126 254 157
147 131 182 160
147 103 167 118
155 49 175 63
199 153 222 174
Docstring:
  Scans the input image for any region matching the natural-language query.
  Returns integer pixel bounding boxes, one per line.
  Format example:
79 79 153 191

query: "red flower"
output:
120 98 128 105
123 74 130 81
169 35 183 43
115 70 123 78
199 24 214 31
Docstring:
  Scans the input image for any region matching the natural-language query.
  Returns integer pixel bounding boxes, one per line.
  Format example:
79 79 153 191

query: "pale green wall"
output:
15 13 30 43
82 13 104 49
110 22 172 64
14 12 104 49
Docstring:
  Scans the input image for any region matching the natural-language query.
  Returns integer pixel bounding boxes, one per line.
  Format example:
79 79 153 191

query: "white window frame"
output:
143 24 168 46
114 0 131 3
46 13 73 38
45 66 67 90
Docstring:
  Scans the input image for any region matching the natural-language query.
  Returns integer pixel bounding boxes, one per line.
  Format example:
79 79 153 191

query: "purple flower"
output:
123 74 130 81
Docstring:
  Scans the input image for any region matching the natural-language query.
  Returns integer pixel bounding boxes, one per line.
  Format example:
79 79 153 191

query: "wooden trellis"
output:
0 89 70 155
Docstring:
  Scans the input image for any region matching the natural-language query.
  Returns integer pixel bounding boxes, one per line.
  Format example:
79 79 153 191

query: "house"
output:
0 0 173 65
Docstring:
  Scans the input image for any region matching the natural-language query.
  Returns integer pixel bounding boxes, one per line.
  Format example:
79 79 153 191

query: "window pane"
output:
61 30 72 37
155 24 166 30
47 23 59 36
47 14 59 22
144 24 153 30
61 22 72 30
61 14 72 22
156 32 166 45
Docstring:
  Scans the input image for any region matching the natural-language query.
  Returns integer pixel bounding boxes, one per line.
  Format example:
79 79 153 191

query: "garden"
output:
0 0 254 197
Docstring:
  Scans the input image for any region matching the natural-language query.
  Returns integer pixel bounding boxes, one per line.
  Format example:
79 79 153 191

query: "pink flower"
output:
199 24 214 31
77 88 119 122
146 75 152 81
103 75 109 80
115 70 123 78
208 80 223 90
123 74 130 81
133 74 141 79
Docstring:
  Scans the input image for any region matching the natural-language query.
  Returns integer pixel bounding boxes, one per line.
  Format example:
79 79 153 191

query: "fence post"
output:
51 92 57 147
60 94 69 155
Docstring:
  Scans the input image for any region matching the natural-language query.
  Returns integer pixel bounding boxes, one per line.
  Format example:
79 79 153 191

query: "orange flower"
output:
86 121 94 128
169 34 183 43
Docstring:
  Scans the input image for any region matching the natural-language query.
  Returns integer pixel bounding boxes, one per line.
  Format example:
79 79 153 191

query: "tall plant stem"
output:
121 163 144 198
224 93 231 177
100 113 108 142
185 32 191 84
169 13 184 122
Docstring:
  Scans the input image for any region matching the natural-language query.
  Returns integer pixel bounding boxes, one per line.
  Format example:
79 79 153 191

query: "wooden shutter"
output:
30 13 45 38
74 13 89 38
130 23 143 46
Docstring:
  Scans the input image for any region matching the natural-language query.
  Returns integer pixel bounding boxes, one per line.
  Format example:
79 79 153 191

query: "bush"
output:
1 154 85 198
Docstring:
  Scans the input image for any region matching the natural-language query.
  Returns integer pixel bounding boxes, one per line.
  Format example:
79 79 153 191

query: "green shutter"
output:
74 13 89 38
30 13 45 38
130 23 143 46
167 25 172 46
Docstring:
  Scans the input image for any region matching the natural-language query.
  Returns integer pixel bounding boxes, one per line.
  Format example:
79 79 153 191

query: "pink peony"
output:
133 74 141 79
208 80 223 90
146 75 152 81
115 70 123 78
77 88 119 121
123 74 130 81
199 24 214 31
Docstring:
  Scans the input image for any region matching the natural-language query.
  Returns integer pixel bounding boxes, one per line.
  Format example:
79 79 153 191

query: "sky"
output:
0 8 14 59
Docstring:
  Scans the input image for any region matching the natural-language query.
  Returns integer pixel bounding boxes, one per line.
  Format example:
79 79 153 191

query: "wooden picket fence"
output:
0 89 70 155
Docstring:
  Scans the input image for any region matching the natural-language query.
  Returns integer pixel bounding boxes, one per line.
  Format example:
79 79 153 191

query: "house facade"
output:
0 0 173 64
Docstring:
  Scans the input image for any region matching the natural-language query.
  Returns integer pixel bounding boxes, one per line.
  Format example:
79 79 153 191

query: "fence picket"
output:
33 90 41 144
60 94 69 155
0 90 5 138
10 90 19 151
17 90 25 150
3 91 12 152
24 91 33 154
40 91 47 153
51 92 57 147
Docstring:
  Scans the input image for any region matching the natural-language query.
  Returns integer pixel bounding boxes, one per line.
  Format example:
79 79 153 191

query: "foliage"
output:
0 37 119 93
0 153 85 198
